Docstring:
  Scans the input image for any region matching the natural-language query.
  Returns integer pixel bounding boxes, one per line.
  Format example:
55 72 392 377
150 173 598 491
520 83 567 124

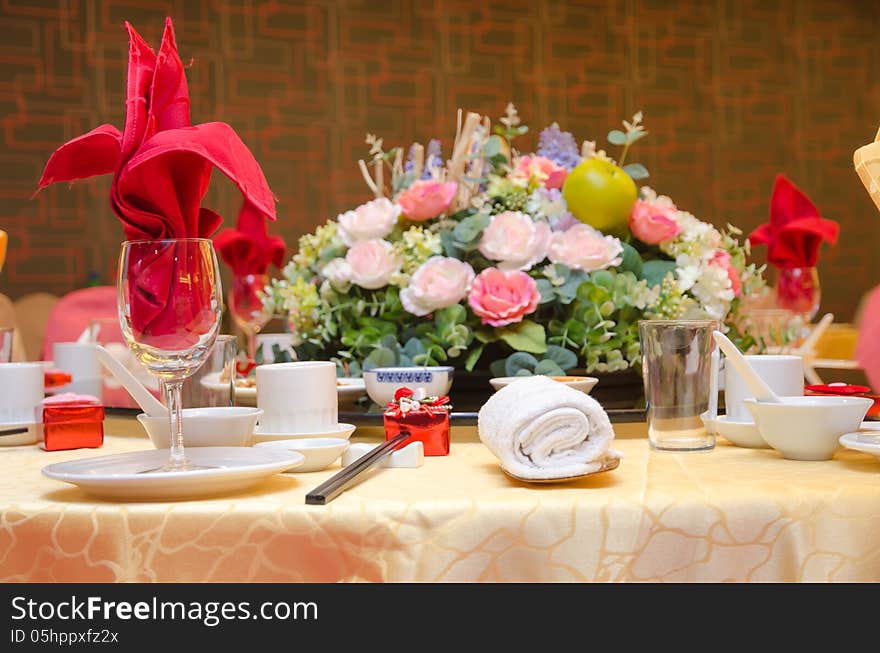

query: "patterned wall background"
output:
1 0 879 320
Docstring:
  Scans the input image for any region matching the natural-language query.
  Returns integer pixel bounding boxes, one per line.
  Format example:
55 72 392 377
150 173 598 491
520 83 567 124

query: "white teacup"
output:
53 342 100 381
0 362 44 425
256 361 337 433
724 354 803 422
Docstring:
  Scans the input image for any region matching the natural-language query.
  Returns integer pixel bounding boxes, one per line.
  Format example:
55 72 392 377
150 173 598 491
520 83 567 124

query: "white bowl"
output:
138 407 263 449
362 366 454 406
489 375 598 394
744 396 873 460
714 415 768 449
255 437 350 472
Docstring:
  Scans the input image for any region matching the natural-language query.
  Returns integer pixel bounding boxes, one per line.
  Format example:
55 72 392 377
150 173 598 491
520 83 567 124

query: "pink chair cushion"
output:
41 286 118 360
856 284 880 392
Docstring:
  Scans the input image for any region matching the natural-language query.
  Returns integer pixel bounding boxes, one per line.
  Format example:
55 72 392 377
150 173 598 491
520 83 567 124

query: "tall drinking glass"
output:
228 273 272 361
118 239 223 471
639 319 718 451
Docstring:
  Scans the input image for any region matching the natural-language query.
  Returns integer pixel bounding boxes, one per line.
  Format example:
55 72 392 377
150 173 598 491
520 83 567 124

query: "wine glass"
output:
228 273 272 361
117 239 223 472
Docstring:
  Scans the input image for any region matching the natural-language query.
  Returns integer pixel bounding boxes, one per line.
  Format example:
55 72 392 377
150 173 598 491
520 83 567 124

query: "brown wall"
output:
2 0 879 320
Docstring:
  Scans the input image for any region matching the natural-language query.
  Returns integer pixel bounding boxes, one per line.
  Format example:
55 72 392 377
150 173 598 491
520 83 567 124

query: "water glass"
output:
639 319 719 451
178 335 237 408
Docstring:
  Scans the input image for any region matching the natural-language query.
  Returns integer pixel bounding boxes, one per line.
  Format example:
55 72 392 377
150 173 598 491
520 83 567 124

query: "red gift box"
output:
39 393 104 451
383 387 451 456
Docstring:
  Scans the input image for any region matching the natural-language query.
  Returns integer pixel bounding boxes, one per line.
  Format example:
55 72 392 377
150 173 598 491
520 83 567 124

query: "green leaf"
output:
435 304 466 328
607 129 627 145
544 345 578 371
474 328 499 344
402 337 426 359
619 241 643 277
364 346 397 370
440 230 462 258
482 135 504 158
640 259 677 288
515 368 533 376
489 358 508 378
499 320 547 355
534 359 567 376
464 344 485 372
452 213 490 244
505 352 538 376
556 272 588 304
622 162 649 180
536 278 556 304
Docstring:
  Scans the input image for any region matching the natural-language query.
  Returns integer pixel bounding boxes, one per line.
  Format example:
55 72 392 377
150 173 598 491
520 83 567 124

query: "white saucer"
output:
839 431 880 460
42 447 304 501
0 422 39 446
714 415 768 449
252 422 356 443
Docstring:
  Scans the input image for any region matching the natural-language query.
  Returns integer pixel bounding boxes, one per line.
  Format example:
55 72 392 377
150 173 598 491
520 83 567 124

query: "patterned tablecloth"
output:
2 418 880 582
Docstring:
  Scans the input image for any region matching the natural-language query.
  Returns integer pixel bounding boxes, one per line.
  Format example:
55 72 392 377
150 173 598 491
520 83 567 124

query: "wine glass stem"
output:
164 379 187 469
247 329 257 361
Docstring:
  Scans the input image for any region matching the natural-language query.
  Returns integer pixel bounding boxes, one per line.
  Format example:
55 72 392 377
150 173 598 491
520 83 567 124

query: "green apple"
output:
562 158 637 234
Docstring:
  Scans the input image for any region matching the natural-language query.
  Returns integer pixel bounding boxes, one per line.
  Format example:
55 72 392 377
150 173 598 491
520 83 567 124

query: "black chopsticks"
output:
0 427 29 437
305 432 410 505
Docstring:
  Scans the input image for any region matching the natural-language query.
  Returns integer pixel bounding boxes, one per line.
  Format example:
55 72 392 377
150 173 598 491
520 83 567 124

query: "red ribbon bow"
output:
748 174 839 269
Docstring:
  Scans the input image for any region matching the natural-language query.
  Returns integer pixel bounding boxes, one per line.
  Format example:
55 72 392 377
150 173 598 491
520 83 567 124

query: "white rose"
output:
337 197 401 246
345 239 402 289
321 257 352 292
478 211 551 271
400 256 476 317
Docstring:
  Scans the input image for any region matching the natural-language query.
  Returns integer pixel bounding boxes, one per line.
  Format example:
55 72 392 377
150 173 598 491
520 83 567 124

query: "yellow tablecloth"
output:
2 419 880 582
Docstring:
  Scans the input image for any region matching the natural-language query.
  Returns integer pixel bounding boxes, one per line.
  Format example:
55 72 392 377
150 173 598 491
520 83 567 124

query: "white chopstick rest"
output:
341 441 424 468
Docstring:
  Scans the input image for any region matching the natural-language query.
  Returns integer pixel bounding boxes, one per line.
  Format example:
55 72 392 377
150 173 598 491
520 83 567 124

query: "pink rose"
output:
479 211 551 271
629 199 682 245
709 249 742 296
510 155 568 190
547 224 623 272
345 239 401 289
468 267 540 327
396 179 457 222
400 256 476 317
337 197 401 246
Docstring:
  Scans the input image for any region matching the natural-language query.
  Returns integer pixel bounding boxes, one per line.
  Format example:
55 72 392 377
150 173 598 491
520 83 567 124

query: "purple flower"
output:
405 139 443 180
536 123 580 170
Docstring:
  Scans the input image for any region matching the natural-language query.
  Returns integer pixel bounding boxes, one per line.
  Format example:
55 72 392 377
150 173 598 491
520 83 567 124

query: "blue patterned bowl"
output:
362 366 454 406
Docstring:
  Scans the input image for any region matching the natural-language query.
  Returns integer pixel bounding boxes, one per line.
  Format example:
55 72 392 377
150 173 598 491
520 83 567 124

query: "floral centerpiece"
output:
266 105 764 379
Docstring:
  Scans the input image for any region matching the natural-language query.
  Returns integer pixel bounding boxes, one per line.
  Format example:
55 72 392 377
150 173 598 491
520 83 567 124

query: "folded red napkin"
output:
214 204 286 276
748 174 839 268
36 18 277 346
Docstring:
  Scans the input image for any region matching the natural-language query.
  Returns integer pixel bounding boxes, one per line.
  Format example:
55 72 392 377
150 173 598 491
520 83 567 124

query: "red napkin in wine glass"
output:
36 18 277 345
214 204 287 276
748 174 839 269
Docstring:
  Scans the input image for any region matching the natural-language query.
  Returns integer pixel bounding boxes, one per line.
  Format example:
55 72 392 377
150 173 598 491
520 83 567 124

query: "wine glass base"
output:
138 463 218 474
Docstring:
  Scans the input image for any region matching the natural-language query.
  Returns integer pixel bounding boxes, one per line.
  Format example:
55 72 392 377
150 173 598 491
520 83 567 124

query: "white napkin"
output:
478 375 618 480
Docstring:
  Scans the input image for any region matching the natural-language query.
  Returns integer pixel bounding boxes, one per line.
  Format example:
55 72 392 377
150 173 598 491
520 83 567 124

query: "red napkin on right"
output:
36 18 277 347
214 205 287 276
748 174 839 268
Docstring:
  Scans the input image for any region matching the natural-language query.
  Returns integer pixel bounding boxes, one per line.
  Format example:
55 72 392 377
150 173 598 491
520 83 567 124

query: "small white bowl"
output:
714 415 768 449
255 437 350 472
489 375 598 394
744 396 873 461
362 366 453 406
138 407 263 449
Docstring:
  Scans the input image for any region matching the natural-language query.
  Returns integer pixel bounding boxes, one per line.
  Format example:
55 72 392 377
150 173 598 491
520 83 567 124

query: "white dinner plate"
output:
201 373 366 406
839 431 880 461
253 422 356 443
42 447 304 501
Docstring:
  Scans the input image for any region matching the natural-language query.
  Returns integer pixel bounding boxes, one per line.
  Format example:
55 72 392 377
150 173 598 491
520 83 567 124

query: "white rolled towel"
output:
478 375 618 480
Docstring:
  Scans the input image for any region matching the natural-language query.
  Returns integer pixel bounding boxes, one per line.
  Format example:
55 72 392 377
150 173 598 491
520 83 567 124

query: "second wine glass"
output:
117 238 223 472
228 273 272 361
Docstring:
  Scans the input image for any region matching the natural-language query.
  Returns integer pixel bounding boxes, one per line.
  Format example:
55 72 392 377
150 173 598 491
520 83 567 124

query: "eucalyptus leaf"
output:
622 162 649 180
534 359 567 377
452 213 490 245
607 129 627 145
505 352 539 376
440 230 462 258
515 368 533 377
640 259 677 288
544 345 578 371
364 346 397 370
536 278 556 304
490 358 508 378
403 337 426 359
619 241 643 277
